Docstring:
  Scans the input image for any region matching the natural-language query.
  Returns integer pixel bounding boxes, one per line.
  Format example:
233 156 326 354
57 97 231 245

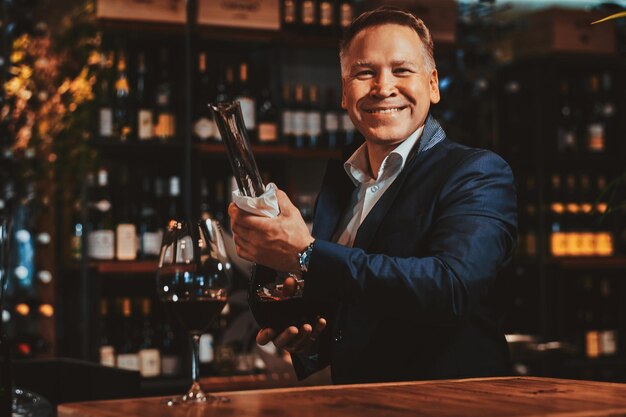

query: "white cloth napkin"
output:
231 182 280 218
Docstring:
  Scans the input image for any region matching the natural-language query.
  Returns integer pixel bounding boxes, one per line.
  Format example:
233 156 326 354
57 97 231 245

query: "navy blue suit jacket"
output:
294 115 518 384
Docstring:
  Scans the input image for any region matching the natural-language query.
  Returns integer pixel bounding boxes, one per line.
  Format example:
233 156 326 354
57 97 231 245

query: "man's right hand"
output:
256 318 327 354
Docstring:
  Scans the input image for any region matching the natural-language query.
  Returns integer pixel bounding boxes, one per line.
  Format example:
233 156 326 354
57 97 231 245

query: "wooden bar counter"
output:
58 376 626 417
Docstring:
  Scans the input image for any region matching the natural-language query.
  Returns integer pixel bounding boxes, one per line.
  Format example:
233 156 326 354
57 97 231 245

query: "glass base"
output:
164 381 229 406
13 387 54 417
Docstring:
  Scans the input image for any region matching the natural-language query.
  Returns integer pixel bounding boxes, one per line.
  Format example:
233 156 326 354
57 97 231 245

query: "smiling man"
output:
229 7 518 384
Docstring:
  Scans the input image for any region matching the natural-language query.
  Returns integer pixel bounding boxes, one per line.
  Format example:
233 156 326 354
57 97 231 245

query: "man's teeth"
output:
367 108 403 114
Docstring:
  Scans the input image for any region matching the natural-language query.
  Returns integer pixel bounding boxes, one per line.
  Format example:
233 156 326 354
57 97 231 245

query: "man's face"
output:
341 24 440 148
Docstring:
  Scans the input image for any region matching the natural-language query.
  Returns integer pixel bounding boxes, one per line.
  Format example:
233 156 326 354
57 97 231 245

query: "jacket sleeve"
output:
304 150 517 326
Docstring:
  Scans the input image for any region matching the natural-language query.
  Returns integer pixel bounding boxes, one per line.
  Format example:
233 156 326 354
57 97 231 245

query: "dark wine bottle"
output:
0 331 12 415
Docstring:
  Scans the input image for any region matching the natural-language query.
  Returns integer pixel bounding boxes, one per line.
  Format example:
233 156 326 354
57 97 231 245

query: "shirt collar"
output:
344 125 425 186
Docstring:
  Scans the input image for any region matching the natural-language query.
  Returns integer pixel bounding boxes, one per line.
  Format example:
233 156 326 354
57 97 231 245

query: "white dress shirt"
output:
333 126 425 247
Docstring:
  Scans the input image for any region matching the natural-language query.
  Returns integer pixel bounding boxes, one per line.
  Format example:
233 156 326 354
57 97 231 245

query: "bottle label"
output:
142 231 162 257
282 110 293 135
587 123 605 152
155 113 175 139
139 348 161 377
258 122 278 142
116 223 137 261
100 345 115 367
117 353 140 371
340 112 355 132
324 112 339 132
302 1 315 24
193 117 214 141
161 354 181 377
320 2 334 26
199 333 214 363
237 97 256 129
600 330 617 355
88 230 115 260
341 3 354 28
307 111 322 136
138 109 153 140
99 108 113 137
284 0 295 23
293 111 307 136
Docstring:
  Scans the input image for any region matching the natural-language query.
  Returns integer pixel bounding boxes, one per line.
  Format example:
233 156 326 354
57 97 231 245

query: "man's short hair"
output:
339 6 436 75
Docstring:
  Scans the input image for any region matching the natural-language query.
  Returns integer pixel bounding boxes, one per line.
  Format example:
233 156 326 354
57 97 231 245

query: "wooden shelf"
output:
553 257 626 270
90 260 159 274
195 143 341 159
99 18 341 47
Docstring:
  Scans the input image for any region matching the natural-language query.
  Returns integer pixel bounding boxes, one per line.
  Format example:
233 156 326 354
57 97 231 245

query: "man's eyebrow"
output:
351 59 417 68
351 61 373 68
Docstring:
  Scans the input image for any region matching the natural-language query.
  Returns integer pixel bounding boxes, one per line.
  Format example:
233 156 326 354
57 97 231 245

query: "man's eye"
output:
394 68 412 75
355 70 374 78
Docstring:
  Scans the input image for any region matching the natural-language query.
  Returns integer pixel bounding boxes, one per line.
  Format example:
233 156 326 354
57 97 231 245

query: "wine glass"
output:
156 218 232 405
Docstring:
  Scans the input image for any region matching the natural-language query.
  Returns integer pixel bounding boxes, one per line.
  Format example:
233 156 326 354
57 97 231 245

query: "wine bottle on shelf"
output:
340 109 356 147
292 84 307 149
339 0 354 31
306 85 322 148
167 176 182 221
235 62 256 140
257 89 279 145
138 298 161 378
135 52 154 141
598 278 618 356
281 84 294 146
282 0 298 31
138 177 162 259
115 297 139 371
556 79 577 154
115 168 138 261
563 174 581 256
586 74 606 153
300 0 318 32
114 50 132 142
99 298 115 367
594 175 613 257
319 0 336 36
160 320 182 377
578 174 595 257
154 48 175 142
549 173 566 257
69 200 84 261
323 88 340 149
98 51 115 139
193 52 214 143
87 168 115 260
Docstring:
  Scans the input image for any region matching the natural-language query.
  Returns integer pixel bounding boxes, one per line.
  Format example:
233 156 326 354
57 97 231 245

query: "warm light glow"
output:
15 303 30 316
39 304 54 317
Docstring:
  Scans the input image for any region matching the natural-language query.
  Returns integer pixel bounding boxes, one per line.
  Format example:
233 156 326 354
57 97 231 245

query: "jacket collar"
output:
312 114 446 246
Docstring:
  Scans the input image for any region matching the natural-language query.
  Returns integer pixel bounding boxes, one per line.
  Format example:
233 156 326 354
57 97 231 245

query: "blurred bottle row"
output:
516 172 626 259
98 296 265 378
96 48 357 149
281 0 354 36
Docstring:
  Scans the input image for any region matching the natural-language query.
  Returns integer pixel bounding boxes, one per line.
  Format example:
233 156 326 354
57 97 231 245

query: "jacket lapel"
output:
312 159 356 241
353 115 446 250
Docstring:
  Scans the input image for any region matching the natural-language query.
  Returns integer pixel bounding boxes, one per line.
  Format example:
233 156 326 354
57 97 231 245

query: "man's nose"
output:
370 71 397 97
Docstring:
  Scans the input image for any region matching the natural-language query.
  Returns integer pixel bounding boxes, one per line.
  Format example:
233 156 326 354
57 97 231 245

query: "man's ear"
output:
429 69 440 104
341 77 347 109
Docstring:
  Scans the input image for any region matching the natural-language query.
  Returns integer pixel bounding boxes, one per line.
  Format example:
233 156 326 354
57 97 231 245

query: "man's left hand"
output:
228 189 314 273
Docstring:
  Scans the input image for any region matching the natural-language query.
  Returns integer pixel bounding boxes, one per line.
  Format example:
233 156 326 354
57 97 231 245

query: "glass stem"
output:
191 333 201 385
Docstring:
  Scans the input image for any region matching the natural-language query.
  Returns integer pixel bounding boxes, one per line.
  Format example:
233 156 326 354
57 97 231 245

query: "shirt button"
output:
370 185 379 193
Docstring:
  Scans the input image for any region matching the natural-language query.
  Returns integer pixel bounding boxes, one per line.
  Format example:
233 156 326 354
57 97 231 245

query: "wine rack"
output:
496 53 626 381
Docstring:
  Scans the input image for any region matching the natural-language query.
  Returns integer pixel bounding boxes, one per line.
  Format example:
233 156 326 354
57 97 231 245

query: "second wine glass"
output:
156 218 232 405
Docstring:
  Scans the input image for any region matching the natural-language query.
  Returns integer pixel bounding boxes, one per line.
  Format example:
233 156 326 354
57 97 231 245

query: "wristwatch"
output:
298 241 315 273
